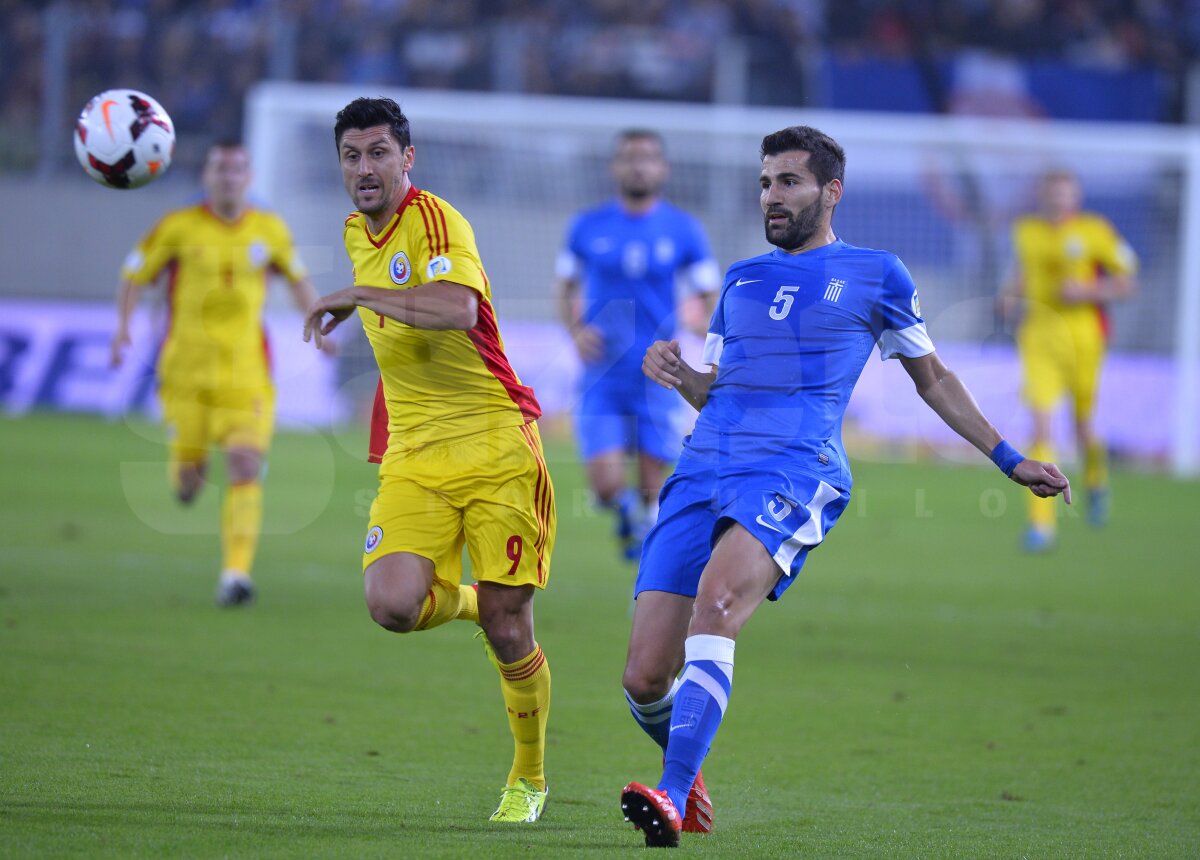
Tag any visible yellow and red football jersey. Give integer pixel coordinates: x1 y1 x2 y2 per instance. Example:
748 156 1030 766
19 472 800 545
345 186 540 463
122 203 307 390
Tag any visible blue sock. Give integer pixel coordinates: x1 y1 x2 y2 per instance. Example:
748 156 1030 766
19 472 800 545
624 678 681 752
602 488 641 539
658 634 735 814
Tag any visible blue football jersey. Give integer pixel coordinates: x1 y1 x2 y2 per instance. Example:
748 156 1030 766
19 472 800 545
557 200 719 382
683 240 934 488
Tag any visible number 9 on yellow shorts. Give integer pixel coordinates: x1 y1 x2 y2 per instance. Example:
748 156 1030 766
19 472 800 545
361 422 555 589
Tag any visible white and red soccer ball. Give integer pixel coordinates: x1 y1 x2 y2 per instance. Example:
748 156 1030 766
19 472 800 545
74 88 175 189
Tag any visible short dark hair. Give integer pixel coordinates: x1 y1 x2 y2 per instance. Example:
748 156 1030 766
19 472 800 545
205 138 245 160
616 128 664 151
334 97 411 150
760 126 845 187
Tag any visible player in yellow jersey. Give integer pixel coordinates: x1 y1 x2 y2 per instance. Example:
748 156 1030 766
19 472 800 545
112 140 325 605
1001 170 1137 552
303 97 554 824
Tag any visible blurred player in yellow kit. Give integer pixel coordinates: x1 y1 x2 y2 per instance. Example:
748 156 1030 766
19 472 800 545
1001 170 1137 552
303 97 554 823
112 141 324 605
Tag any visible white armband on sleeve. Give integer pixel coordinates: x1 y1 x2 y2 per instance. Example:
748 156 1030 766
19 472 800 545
680 259 722 296
554 250 582 281
702 332 724 366
877 323 934 360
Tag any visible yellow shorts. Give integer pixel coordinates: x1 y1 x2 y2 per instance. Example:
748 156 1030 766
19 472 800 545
160 384 275 465
362 422 556 589
1018 325 1104 416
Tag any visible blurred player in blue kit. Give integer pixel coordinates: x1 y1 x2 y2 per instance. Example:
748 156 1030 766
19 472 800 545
617 126 1073 847
555 130 719 560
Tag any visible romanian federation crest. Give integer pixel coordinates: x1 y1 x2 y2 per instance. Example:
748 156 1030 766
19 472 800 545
389 251 411 285
364 525 384 553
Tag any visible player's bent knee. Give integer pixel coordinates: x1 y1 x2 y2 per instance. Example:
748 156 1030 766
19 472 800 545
689 595 741 638
478 613 528 655
622 666 673 704
365 595 423 633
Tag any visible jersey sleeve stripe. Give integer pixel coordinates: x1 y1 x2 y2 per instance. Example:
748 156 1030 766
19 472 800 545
466 298 542 422
413 195 440 260
427 197 451 256
417 194 450 257
702 332 724 366
367 377 388 463
877 322 934 360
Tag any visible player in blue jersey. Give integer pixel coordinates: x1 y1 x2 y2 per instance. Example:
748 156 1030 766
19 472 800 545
555 129 720 560
616 126 1073 847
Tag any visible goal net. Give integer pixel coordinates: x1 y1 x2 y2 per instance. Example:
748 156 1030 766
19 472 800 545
246 82 1200 475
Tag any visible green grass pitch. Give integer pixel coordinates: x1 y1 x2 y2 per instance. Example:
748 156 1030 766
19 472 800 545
2 413 1198 858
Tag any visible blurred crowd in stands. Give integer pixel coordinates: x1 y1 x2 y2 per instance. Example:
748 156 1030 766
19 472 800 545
3 0 1200 171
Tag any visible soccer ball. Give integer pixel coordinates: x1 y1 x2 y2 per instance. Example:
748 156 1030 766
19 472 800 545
74 89 175 189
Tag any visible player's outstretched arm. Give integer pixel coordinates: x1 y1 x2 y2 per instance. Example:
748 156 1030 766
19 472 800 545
111 278 145 368
643 339 716 412
554 274 603 362
900 351 1071 503
288 277 336 355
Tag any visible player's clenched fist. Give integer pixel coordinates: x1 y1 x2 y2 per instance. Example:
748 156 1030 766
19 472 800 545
643 339 683 389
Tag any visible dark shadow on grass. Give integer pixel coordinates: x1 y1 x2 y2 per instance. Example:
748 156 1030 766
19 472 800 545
1 798 630 849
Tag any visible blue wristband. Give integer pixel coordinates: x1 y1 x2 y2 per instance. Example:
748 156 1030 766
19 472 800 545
990 440 1024 477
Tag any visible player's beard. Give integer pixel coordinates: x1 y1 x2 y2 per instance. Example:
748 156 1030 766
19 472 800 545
620 176 661 203
764 196 824 251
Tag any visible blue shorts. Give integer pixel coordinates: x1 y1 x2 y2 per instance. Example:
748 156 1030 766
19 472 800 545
635 462 850 601
574 373 682 463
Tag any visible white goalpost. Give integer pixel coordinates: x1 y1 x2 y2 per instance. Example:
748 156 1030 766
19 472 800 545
245 81 1200 477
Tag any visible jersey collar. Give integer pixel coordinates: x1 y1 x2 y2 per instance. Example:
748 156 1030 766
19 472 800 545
364 184 421 249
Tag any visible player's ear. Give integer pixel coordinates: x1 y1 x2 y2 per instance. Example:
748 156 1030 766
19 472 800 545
824 179 843 208
403 145 415 171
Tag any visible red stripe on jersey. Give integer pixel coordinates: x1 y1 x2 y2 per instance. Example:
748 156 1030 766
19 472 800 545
261 327 273 375
363 185 420 249
424 195 451 256
1095 303 1111 341
413 196 439 260
367 377 388 464
416 194 448 258
467 298 541 422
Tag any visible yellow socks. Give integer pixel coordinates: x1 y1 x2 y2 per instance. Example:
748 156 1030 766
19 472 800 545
456 583 479 623
1085 439 1109 490
414 581 479 631
1027 441 1056 533
221 480 262 575
497 644 551 790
